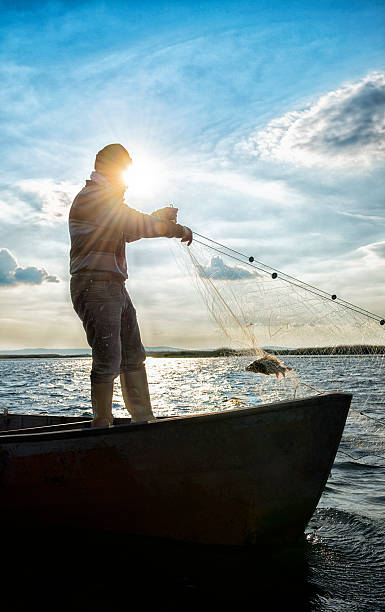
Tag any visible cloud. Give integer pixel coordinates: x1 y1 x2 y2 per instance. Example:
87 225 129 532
197 256 256 281
0 249 17 285
358 240 385 260
0 178 79 228
336 211 385 224
243 72 385 169
189 169 299 204
0 248 59 286
16 179 79 224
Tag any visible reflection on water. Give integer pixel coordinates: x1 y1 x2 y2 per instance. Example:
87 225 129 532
0 355 264 416
2 354 384 417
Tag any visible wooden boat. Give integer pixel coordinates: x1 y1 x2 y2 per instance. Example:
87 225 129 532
0 392 351 547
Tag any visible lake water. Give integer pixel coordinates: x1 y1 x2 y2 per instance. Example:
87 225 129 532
0 355 384 609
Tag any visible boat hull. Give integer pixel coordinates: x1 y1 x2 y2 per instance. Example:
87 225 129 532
0 392 351 546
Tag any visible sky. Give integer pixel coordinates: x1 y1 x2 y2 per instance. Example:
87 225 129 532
0 0 384 349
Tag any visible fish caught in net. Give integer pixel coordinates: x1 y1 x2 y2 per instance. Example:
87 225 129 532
245 354 293 378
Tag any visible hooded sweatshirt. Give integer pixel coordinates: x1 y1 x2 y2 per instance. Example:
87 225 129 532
69 175 185 279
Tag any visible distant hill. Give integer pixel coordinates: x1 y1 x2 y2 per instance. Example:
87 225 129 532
144 346 186 352
0 346 184 356
0 346 245 359
0 345 288 356
0 348 92 356
270 345 385 355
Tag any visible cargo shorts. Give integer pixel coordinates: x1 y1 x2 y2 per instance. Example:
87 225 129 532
70 273 146 383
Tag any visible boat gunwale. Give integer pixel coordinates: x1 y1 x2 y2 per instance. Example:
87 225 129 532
0 391 352 445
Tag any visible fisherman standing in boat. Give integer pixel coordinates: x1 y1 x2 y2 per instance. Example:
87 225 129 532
69 144 193 427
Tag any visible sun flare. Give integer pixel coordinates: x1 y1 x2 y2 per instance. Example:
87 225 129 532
122 151 167 199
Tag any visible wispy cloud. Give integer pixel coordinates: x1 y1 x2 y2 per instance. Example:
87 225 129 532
190 169 300 204
0 62 40 119
0 248 59 286
0 178 79 227
16 179 78 224
242 72 385 169
358 240 385 261
336 211 385 223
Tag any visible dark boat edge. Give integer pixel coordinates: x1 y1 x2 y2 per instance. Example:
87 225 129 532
0 391 352 443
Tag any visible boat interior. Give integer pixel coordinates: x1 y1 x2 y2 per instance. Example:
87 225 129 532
0 413 143 435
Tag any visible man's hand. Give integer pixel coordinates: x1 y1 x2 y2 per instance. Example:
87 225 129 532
151 206 178 222
181 226 193 246
151 206 192 245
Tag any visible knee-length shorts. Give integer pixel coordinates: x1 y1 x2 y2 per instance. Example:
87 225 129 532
70 274 146 383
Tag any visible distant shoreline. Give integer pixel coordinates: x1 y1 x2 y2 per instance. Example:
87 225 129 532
0 354 92 359
0 345 384 359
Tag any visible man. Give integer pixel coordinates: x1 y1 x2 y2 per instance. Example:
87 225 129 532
69 143 192 427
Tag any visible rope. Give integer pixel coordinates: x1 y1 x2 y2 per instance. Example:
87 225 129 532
192 231 385 326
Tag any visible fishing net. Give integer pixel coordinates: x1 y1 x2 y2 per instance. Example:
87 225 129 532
173 233 385 462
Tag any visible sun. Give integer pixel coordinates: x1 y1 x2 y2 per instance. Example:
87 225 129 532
122 151 168 199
